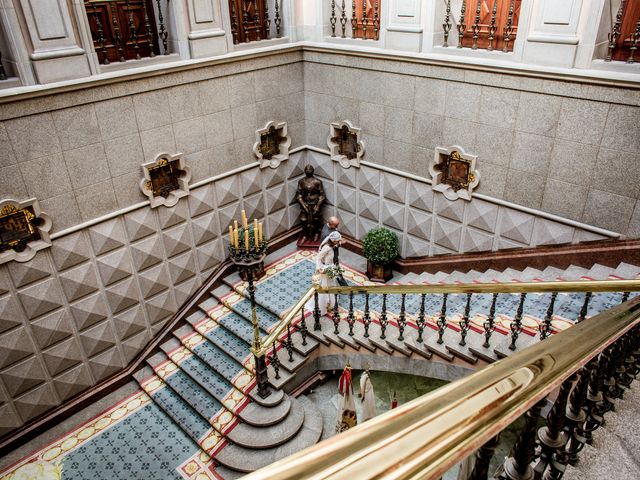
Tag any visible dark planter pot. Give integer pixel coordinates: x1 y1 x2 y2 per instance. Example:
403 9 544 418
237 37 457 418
366 260 393 283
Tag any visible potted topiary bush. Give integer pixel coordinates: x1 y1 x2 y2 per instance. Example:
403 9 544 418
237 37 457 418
362 227 399 282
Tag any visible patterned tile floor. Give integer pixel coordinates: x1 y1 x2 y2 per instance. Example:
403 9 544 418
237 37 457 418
0 247 627 480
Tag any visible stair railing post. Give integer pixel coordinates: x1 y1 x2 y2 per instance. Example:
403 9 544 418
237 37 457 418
380 293 388 339
299 306 308 346
247 266 271 398
509 293 526 350
437 293 448 344
459 293 472 346
483 293 498 348
363 293 371 338
539 292 558 340
397 293 407 341
347 291 356 336
333 293 341 334
269 342 281 379
468 434 500 480
416 293 426 343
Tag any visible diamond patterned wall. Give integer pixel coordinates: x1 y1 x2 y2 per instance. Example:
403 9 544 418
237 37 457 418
0 155 301 438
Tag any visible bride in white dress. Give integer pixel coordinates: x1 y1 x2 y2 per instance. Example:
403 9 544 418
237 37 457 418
313 231 342 315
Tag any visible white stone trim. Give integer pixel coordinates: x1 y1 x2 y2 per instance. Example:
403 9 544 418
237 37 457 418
429 145 480 201
327 120 365 169
253 121 291 169
0 198 52 264
139 152 192 208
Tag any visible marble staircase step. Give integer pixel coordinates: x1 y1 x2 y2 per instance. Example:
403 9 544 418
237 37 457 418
226 395 304 449
240 394 292 427
613 261 640 279
214 396 323 473
204 291 271 338
216 282 282 330
267 361 297 390
290 330 320 356
405 338 432 359
214 464 245 480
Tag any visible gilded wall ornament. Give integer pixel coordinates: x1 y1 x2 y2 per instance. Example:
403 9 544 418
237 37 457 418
139 152 191 208
429 145 480 201
253 121 291 169
0 198 52 264
327 120 364 169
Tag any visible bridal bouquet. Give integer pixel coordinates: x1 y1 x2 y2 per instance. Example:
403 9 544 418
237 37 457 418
324 265 344 280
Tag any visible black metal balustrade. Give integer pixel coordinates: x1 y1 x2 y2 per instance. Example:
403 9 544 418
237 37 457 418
329 0 380 40
605 0 640 64
444 0 521 52
85 0 168 65
229 0 282 44
243 278 640 480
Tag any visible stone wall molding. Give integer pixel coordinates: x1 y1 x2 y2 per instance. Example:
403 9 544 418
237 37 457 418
429 145 480 202
327 120 365 169
139 152 192 208
253 121 291 169
0 198 52 264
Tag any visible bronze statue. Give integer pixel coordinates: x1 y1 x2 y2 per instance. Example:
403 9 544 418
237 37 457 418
296 165 326 242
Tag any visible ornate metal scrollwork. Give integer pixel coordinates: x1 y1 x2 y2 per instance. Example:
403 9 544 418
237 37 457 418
0 199 52 264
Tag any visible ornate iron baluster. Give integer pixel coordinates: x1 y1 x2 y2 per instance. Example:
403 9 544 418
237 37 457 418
330 0 337 37
380 294 388 339
285 323 294 362
599 346 616 415
459 293 472 346
361 0 368 38
231 0 239 44
509 293 527 351
126 0 140 60
606 0 626 61
351 0 357 38
581 353 607 446
347 291 356 336
155 0 169 54
534 376 573 478
577 292 592 323
264 0 270 39
93 14 110 65
274 0 282 38
487 0 498 51
242 2 250 42
332 293 340 334
628 21 640 64
340 0 348 38
363 293 371 338
142 1 155 57
503 0 515 53
483 293 498 348
442 0 452 47
469 434 500 480
621 291 630 303
416 293 426 343
457 0 467 48
112 10 126 62
253 2 261 42
499 399 545 480
313 291 321 330
299 307 308 346
539 292 558 340
471 0 481 50
565 362 592 466
269 342 281 379
397 294 407 341
373 0 380 40
437 293 448 344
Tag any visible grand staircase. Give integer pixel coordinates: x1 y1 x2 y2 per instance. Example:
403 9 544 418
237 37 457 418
131 245 639 479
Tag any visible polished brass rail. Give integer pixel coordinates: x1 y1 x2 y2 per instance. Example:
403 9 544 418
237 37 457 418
244 296 640 480
253 279 640 357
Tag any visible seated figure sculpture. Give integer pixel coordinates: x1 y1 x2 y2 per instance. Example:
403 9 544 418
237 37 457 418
296 165 326 242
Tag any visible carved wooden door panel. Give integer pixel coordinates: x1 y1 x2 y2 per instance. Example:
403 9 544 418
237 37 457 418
462 0 521 51
612 1 640 61
228 0 269 43
85 0 160 64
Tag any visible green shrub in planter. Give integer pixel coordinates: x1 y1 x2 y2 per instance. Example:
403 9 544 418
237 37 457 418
362 228 399 283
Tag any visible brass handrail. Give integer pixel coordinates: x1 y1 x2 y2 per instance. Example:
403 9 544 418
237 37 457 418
253 279 640 357
318 279 640 295
243 296 640 480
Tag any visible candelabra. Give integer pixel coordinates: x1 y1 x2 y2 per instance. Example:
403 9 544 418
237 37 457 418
228 210 270 398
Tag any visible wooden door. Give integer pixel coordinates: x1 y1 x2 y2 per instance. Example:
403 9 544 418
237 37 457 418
85 0 160 64
611 1 640 61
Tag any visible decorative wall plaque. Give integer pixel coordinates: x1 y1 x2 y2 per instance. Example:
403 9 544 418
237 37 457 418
0 198 52 264
253 121 291 169
139 152 191 208
327 120 365 169
429 145 480 201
